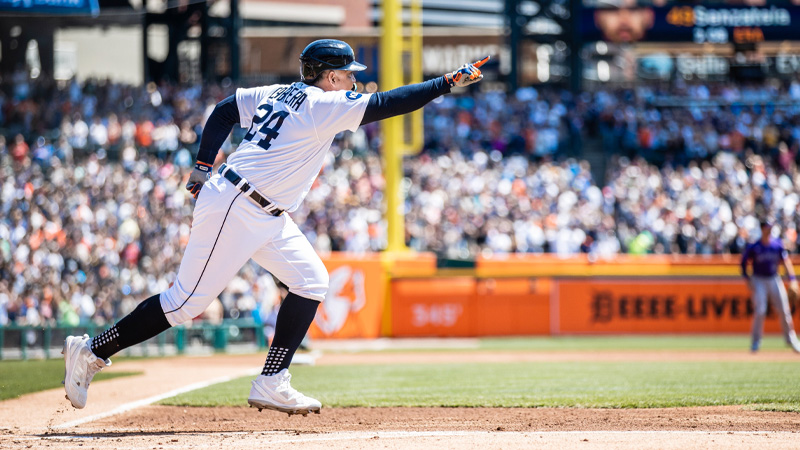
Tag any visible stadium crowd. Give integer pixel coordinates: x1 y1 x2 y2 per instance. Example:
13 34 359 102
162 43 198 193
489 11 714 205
2 75 800 325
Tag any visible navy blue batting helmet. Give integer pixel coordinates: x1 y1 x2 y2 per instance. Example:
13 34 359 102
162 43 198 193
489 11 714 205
300 39 367 82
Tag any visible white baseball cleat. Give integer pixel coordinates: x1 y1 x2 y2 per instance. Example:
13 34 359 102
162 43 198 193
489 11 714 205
247 369 321 416
62 334 111 409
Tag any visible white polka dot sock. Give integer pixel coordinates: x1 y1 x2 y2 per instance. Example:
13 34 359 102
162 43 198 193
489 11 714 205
90 325 120 358
261 347 290 376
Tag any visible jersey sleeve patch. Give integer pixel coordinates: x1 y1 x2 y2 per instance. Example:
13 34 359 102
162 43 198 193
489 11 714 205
345 91 363 101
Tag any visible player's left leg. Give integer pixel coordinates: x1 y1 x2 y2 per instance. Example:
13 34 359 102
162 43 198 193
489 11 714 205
767 276 800 353
246 214 328 415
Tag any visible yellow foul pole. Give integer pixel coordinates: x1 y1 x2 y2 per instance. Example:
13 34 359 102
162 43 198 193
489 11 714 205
405 0 424 154
381 0 406 252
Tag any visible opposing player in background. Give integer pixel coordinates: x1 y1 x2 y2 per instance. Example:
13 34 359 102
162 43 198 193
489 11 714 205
61 39 488 415
741 220 800 353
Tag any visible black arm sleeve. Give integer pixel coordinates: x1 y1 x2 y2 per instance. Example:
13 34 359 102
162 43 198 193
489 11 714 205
196 95 240 165
360 76 451 126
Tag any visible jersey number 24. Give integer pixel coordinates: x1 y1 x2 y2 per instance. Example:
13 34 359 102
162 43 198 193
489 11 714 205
243 103 289 150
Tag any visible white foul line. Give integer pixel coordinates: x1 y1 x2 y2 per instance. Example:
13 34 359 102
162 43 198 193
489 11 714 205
53 368 259 429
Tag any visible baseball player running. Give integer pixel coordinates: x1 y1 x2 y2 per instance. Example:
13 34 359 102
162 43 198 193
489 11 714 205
61 39 487 415
741 219 800 353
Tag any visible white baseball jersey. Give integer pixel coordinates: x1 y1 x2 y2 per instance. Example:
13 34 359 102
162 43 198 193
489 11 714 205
160 82 372 325
228 82 372 212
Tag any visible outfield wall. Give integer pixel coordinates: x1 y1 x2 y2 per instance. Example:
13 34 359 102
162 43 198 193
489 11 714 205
312 253 800 339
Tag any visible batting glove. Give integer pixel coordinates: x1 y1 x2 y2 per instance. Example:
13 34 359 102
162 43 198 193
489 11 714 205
186 162 212 199
445 56 490 88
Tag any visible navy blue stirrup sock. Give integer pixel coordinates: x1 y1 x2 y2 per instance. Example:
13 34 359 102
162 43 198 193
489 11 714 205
90 294 172 360
261 292 320 376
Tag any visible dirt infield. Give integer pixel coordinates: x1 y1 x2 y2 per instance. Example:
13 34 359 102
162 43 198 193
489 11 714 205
1 349 799 449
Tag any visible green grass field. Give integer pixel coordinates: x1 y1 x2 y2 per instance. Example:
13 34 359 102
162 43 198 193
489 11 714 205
160 336 800 411
0 359 140 401
3 336 799 410
160 361 800 411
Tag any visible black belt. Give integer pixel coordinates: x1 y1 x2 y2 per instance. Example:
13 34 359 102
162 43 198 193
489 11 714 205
219 164 284 217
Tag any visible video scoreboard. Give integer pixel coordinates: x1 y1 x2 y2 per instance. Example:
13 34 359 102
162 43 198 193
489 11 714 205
582 3 800 44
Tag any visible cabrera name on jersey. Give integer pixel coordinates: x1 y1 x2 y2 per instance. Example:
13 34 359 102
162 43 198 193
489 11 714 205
268 85 308 110
228 82 371 213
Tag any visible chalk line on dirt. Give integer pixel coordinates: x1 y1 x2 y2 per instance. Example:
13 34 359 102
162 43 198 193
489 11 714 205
52 368 259 429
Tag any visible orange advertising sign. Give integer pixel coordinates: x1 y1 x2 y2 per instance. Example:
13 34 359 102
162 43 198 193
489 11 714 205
391 277 476 337
555 278 798 334
308 254 385 339
391 278 550 337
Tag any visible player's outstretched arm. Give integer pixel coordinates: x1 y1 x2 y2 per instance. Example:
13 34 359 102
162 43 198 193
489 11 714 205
360 56 488 125
186 95 241 198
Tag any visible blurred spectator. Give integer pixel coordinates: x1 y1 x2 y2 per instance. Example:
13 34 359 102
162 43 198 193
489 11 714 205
0 281 10 326
11 134 29 163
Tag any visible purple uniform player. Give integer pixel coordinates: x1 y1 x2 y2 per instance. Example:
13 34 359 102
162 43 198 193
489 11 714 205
741 220 800 353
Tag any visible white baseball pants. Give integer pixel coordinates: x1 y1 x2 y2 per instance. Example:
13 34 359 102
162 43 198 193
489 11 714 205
750 275 800 351
159 173 329 326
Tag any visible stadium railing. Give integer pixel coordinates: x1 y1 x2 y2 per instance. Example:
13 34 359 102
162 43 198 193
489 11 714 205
0 319 268 361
